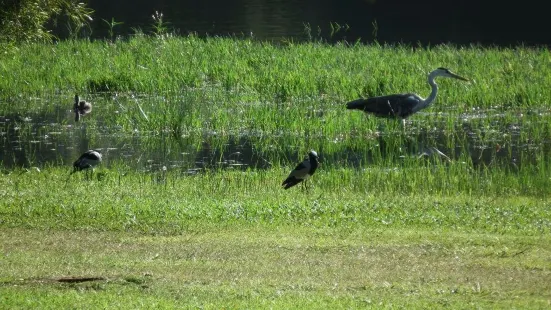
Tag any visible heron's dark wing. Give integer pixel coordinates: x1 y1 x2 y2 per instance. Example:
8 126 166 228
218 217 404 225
347 93 421 118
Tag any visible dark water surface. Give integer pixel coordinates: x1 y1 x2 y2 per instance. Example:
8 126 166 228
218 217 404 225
82 0 550 46
2 94 550 173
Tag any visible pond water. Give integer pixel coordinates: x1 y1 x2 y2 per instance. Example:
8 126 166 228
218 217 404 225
0 112 269 174
82 0 549 47
1 94 550 173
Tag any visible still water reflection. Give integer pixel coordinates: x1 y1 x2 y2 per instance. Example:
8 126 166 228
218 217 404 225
84 0 548 46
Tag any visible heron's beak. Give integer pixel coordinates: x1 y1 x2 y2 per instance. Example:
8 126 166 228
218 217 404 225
451 73 469 82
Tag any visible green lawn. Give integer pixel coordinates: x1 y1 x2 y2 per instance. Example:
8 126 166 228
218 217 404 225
1 226 550 309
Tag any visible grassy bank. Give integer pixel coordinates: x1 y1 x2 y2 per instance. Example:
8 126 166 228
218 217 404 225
2 36 550 105
1 167 550 308
1 166 549 233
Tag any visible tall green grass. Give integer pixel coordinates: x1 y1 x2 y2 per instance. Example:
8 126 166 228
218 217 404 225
1 165 549 234
1 37 550 106
4 89 550 156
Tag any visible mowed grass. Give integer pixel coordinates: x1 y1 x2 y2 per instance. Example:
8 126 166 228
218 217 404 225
1 227 550 309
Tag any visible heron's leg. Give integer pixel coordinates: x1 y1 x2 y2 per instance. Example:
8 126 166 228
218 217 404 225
386 100 395 117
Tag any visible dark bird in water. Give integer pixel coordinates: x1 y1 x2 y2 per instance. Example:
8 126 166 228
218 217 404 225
346 68 469 125
72 149 102 176
73 95 92 122
282 150 319 190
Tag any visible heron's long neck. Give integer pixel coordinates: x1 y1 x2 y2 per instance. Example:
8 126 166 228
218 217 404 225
413 75 438 113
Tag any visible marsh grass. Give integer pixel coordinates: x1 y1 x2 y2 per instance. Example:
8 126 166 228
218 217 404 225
1 37 550 134
1 38 550 175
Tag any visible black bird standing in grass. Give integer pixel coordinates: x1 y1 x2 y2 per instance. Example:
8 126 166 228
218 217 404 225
346 68 469 127
72 149 102 178
282 150 319 190
73 95 92 122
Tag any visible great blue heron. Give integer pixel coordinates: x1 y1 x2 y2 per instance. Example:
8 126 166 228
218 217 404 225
73 95 92 122
346 67 469 126
282 150 319 190
72 149 102 176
